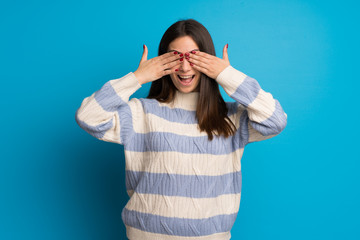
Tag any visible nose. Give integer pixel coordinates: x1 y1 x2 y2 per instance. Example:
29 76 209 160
180 56 192 72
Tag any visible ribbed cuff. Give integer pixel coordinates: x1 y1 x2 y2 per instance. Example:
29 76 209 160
110 72 142 101
215 65 248 96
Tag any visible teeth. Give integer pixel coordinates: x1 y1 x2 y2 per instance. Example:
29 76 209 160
178 75 193 79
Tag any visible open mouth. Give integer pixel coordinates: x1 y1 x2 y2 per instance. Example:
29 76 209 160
177 75 195 86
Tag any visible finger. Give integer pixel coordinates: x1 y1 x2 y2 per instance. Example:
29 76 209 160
189 61 208 75
161 52 182 65
163 62 182 75
222 44 229 62
140 44 148 64
188 57 211 71
159 51 180 62
188 52 214 67
163 59 182 70
189 50 213 60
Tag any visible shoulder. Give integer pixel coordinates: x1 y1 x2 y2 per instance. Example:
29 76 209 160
128 97 161 114
138 97 158 105
128 97 157 106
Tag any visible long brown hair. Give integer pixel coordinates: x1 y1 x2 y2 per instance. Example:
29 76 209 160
147 18 236 141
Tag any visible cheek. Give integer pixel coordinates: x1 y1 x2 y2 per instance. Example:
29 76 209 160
170 74 177 83
196 72 201 80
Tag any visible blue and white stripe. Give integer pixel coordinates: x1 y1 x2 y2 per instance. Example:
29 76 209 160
75 66 287 239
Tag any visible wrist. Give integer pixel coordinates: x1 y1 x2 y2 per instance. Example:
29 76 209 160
133 71 145 85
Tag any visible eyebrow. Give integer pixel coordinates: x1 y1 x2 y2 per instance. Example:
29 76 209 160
168 49 199 53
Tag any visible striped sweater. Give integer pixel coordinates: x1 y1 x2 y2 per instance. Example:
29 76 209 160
75 65 287 240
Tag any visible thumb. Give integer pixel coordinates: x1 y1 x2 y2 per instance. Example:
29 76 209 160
140 44 148 63
222 43 229 62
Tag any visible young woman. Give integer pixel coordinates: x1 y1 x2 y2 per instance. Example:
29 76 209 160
75 19 287 240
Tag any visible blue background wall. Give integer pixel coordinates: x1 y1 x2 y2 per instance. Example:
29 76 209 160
1 0 359 239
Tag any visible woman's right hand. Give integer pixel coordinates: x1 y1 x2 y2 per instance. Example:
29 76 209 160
134 44 182 85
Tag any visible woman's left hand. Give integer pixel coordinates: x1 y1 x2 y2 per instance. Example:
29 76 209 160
187 44 230 79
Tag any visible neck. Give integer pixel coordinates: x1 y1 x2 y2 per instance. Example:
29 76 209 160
172 89 199 110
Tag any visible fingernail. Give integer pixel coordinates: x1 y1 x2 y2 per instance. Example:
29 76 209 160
180 58 183 61
185 52 189 56
190 63 194 66
175 69 179 71
226 43 228 49
143 44 145 49
174 51 178 54
191 51 196 54
179 53 183 57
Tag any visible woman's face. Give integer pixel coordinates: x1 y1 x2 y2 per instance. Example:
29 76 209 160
167 36 201 93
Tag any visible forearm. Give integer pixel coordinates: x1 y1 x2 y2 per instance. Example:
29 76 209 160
75 72 142 144
216 65 287 138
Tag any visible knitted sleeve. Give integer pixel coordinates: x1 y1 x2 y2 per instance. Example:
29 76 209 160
216 65 287 145
75 72 142 145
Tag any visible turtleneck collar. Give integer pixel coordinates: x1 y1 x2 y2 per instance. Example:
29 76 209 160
171 89 199 110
